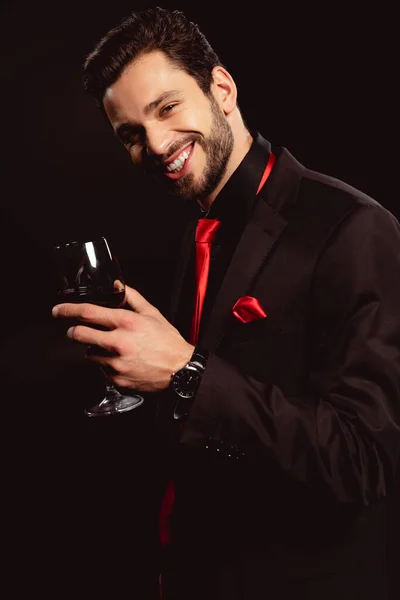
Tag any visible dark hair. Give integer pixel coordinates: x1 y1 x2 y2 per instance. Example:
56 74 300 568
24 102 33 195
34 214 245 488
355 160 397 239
83 6 224 107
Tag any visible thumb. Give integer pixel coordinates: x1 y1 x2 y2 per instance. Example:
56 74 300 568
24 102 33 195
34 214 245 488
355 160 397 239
123 285 155 314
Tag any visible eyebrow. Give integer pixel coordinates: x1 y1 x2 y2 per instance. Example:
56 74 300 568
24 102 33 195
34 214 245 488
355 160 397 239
144 90 182 115
114 90 182 140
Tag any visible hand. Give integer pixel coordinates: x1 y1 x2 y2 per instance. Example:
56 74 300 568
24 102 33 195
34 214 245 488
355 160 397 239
51 285 194 392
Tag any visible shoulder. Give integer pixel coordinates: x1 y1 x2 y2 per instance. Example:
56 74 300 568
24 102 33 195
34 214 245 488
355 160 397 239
297 165 399 232
301 168 389 212
268 144 399 233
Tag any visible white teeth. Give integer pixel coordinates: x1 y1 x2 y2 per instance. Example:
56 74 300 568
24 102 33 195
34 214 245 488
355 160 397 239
166 149 190 172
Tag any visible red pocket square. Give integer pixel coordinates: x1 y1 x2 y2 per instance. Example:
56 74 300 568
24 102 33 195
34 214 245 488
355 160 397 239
232 296 267 324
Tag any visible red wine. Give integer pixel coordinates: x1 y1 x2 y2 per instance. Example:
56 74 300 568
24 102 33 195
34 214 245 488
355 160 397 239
56 288 126 308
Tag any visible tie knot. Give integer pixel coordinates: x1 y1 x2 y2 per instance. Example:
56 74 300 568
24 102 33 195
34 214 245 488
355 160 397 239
195 218 221 243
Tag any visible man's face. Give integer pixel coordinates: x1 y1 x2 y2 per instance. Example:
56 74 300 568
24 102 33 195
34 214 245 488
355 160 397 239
103 50 234 204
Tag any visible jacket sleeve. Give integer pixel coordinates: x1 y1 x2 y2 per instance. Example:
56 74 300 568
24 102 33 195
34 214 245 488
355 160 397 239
180 203 400 505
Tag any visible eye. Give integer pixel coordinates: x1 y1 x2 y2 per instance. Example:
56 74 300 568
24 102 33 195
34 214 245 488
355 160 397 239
121 134 140 149
126 138 138 148
160 103 176 116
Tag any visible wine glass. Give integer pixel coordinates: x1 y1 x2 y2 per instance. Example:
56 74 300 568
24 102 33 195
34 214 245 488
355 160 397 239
53 236 144 417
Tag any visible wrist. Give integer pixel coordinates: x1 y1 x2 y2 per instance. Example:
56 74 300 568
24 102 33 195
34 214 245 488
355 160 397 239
172 343 195 375
171 346 209 418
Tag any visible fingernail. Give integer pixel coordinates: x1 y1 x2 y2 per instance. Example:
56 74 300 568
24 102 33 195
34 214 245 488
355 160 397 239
66 326 75 339
52 305 59 316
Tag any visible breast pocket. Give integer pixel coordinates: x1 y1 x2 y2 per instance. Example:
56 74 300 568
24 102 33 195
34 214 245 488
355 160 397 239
224 314 281 346
218 317 279 379
218 316 306 387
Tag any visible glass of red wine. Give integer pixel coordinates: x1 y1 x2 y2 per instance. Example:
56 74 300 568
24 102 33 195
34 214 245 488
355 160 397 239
53 236 144 417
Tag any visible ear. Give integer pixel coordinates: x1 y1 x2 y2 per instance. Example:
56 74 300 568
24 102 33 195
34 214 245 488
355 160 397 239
211 65 237 115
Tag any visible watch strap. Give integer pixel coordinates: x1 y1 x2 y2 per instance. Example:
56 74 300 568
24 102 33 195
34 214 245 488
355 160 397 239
188 346 208 373
172 346 209 420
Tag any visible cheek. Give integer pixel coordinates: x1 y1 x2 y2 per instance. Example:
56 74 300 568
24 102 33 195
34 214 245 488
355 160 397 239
178 104 213 135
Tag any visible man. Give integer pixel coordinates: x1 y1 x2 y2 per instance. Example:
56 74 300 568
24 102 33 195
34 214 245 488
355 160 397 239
52 6 400 599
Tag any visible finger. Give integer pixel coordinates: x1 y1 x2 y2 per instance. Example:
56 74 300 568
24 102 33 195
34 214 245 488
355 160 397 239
67 323 114 351
85 353 120 382
124 285 158 315
52 302 119 329
85 350 116 370
113 279 124 292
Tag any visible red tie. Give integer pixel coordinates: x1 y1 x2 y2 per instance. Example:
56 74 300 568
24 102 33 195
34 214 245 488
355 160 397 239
189 218 221 345
159 152 275 549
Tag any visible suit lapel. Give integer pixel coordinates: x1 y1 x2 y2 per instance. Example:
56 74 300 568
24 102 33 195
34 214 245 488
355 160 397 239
200 202 288 351
201 146 305 352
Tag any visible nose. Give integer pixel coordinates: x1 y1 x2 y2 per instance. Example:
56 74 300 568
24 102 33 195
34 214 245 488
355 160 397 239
144 123 173 158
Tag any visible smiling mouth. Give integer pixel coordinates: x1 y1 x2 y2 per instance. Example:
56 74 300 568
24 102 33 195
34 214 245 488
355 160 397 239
165 148 191 173
164 142 195 173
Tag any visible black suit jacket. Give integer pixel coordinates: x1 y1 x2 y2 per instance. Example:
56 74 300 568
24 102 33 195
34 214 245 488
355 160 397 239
159 134 400 599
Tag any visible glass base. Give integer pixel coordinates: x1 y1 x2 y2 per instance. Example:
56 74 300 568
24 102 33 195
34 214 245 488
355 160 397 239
85 388 144 417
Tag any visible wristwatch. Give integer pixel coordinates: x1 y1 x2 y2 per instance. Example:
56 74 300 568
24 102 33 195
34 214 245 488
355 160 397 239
171 346 209 417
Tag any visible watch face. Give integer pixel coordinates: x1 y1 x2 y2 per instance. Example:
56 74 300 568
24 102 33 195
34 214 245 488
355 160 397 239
172 367 201 399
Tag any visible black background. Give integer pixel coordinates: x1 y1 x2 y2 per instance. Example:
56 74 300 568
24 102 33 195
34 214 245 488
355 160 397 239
1 1 398 598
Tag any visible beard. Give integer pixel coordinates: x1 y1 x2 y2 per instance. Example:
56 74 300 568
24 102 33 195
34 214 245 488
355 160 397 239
143 95 234 204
